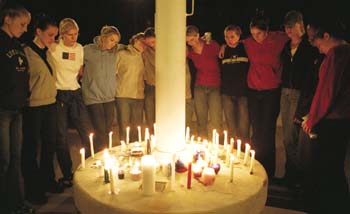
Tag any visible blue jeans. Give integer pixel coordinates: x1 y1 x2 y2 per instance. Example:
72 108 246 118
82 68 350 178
222 95 250 141
280 88 300 177
144 84 155 133
115 98 144 142
0 108 24 210
194 85 222 138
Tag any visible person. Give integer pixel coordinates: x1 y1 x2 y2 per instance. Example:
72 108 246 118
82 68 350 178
279 11 318 188
186 25 222 139
244 15 288 177
220 24 250 141
82 26 121 151
22 13 64 206
0 3 34 214
302 19 350 214
142 27 156 133
49 18 93 187
115 33 146 142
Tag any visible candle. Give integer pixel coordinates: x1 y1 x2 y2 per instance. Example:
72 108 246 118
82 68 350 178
237 139 241 159
109 168 116 194
215 132 219 147
89 133 95 158
145 128 150 142
243 143 251 165
223 130 228 150
187 162 192 189
185 126 190 142
212 129 216 145
130 167 142 181
230 138 234 151
153 123 156 135
80 148 85 169
142 155 156 195
137 126 142 143
202 167 216 185
108 131 113 150
126 126 130 145
190 135 194 145
192 164 202 178
249 150 255 174
230 154 235 182
197 137 201 144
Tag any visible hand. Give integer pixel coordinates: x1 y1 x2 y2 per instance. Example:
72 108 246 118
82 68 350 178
293 117 302 124
218 44 226 59
302 119 312 134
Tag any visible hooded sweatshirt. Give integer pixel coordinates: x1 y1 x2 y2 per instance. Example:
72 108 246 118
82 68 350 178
82 37 118 105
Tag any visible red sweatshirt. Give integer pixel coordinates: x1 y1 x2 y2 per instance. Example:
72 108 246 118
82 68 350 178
306 44 350 129
243 31 288 90
187 41 221 87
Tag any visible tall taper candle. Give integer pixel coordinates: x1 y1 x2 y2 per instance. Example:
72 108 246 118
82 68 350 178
223 130 228 150
230 154 235 182
243 143 251 165
108 131 113 150
89 133 95 158
126 126 130 145
237 139 241 159
80 148 85 169
137 126 142 143
249 150 255 174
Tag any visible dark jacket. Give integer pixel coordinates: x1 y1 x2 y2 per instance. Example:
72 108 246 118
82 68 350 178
0 29 29 110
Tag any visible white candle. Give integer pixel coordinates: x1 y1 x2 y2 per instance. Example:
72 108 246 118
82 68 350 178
80 148 85 169
215 132 219 148
145 128 150 142
109 131 113 150
243 143 251 165
109 168 117 194
212 129 216 144
230 154 235 182
190 135 194 145
223 130 228 150
126 126 130 145
89 133 95 158
202 167 216 185
153 123 156 135
141 155 156 195
237 139 241 159
230 138 234 151
137 126 142 143
185 126 190 142
249 150 255 174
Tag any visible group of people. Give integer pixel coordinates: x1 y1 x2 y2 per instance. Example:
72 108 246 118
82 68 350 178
0 2 349 214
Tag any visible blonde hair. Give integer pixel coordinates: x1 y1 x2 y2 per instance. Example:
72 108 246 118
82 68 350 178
129 32 144 45
59 18 79 37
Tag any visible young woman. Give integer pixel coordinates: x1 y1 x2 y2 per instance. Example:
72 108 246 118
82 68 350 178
22 13 64 205
0 3 33 214
49 18 93 187
82 26 121 151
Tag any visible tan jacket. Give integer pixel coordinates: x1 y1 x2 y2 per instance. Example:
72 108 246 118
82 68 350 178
142 47 155 86
116 45 145 99
24 46 57 107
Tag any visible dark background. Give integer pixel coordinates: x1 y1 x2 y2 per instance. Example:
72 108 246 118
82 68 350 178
2 0 349 45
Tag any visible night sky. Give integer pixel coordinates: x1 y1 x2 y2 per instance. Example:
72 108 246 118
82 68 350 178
3 0 350 45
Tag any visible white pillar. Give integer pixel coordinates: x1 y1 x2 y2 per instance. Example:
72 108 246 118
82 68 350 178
155 0 186 153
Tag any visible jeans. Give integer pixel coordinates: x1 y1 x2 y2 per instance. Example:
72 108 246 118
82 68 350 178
0 108 24 210
280 88 301 179
222 95 250 141
144 84 155 133
87 101 115 152
248 88 281 177
194 85 222 139
115 98 144 142
56 89 93 179
22 104 56 198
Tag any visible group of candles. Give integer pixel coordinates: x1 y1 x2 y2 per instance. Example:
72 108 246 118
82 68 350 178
79 126 256 196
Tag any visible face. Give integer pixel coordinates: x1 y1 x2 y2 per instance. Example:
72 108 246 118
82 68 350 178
224 30 240 47
62 28 78 47
134 39 146 53
314 36 329 54
250 27 268 44
144 36 156 49
186 34 199 47
284 23 302 39
102 34 120 50
37 25 58 47
306 25 317 46
5 14 31 38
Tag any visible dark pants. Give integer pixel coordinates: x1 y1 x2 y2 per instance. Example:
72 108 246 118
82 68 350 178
22 104 56 198
56 89 93 179
0 108 24 211
86 101 115 151
305 119 350 214
144 84 155 134
248 88 281 177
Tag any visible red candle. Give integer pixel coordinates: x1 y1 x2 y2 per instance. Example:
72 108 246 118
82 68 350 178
187 162 192 189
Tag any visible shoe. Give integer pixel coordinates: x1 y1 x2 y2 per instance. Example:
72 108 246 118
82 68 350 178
11 203 36 214
58 176 73 188
26 194 48 205
47 180 65 193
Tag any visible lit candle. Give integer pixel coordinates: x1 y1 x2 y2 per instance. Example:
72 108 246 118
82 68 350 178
230 154 235 182
141 155 156 195
243 143 251 165
89 133 95 158
192 164 202 178
197 137 201 144
212 129 216 145
145 128 150 142
137 126 142 143
237 139 241 159
202 167 216 185
249 150 255 174
215 132 219 147
223 130 228 150
126 126 130 145
187 162 192 189
108 131 113 150
109 167 117 194
80 148 85 169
